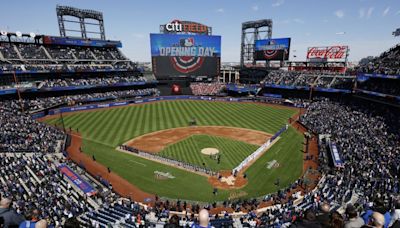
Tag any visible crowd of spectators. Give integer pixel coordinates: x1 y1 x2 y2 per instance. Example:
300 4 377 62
0 42 137 78
297 98 400 227
262 70 355 90
18 88 159 111
0 154 92 226
0 63 137 73
1 79 400 227
357 77 400 96
16 44 48 60
0 101 65 152
0 43 127 62
0 34 399 228
190 82 226 96
39 75 147 88
358 44 400 75
0 75 149 92
0 43 20 59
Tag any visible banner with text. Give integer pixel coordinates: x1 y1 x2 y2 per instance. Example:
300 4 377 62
307 46 348 62
150 33 221 78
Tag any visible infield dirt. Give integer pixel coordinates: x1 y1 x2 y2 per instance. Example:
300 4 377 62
124 126 272 153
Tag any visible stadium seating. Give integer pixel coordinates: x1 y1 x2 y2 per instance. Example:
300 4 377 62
0 153 103 226
1 94 400 227
0 101 65 152
357 77 400 96
1 25 400 228
190 82 226 95
19 88 159 111
262 70 355 90
358 43 400 75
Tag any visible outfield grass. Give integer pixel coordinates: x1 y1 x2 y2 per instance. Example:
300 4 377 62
47 101 294 147
45 100 303 202
159 134 259 171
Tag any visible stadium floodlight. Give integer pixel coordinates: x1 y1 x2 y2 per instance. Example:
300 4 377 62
0 30 7 36
56 5 106 40
15 31 22 37
240 19 273 67
29 32 36 38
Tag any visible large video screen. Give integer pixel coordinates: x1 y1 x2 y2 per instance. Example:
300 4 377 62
150 34 221 78
254 38 291 61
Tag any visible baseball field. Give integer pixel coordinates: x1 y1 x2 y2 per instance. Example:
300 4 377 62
44 100 304 202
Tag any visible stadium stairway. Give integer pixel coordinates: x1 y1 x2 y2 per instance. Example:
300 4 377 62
0 50 4 61
40 46 54 61
90 50 98 60
13 44 23 60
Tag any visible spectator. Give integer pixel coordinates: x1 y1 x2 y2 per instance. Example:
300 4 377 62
19 208 40 228
63 217 80 228
330 211 345 228
165 214 180 228
390 199 400 227
366 212 386 228
34 220 47 228
290 209 322 228
316 202 331 227
363 199 392 228
0 198 25 228
191 209 211 228
345 205 365 228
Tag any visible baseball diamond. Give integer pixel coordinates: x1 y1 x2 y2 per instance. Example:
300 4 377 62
2 2 400 227
44 100 303 202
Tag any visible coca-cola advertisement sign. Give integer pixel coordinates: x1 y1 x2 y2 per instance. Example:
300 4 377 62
307 46 348 62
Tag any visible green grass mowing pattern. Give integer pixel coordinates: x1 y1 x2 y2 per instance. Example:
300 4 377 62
45 101 303 202
46 101 295 147
159 135 259 171
242 127 303 197
79 126 303 202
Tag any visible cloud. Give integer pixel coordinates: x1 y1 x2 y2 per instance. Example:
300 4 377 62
334 10 345 19
272 0 284 7
366 7 374 18
252 5 259 11
383 7 390 16
359 8 365 18
336 32 346 35
216 8 224 13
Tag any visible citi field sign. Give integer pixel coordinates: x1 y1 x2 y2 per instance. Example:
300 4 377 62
162 20 211 35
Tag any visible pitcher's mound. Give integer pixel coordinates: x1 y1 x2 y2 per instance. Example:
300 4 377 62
201 148 219 155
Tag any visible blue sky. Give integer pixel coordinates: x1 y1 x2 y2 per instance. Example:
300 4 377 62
1 0 399 62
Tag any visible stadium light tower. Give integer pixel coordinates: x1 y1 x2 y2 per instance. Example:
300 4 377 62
240 19 273 67
56 5 106 40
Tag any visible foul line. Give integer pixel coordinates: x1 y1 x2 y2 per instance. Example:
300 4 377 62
129 159 147 167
